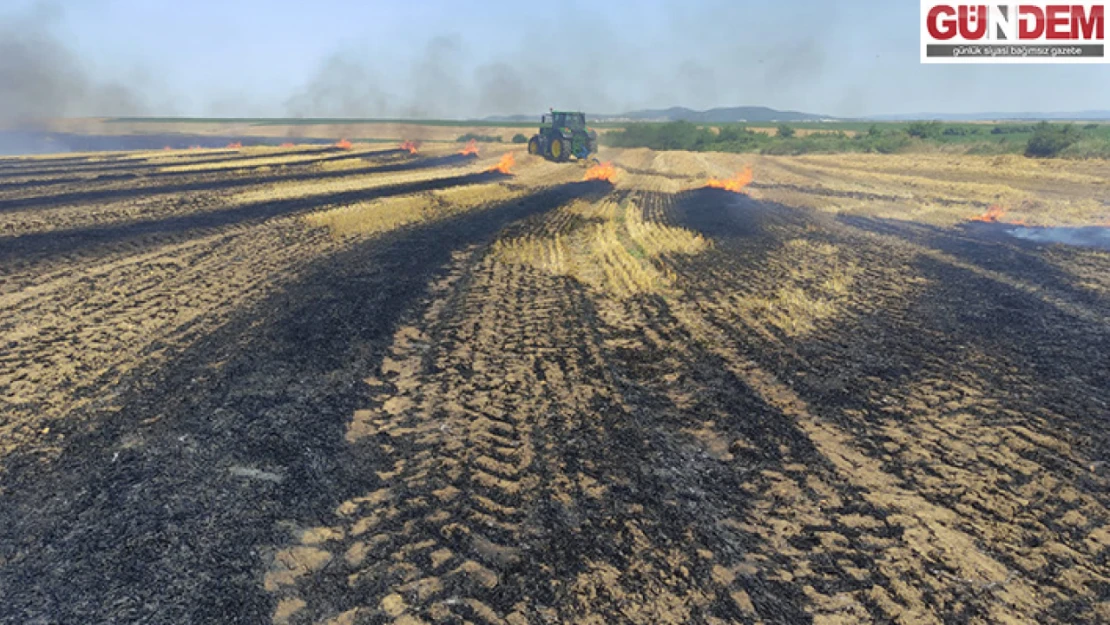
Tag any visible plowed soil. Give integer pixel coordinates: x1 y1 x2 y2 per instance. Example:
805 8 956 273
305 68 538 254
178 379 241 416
1 145 1108 624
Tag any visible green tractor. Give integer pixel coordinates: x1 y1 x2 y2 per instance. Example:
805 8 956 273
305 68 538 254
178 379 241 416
527 111 598 162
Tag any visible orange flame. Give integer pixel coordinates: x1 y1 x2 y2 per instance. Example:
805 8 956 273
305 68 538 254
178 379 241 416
189 145 201 150
970 205 1026 225
227 141 242 149
584 161 616 183
460 139 479 156
280 142 295 148
163 146 172 151
335 139 353 150
706 166 753 193
400 140 419 154
488 152 515 175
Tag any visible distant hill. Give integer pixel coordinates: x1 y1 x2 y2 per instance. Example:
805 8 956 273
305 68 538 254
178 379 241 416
600 106 835 122
864 111 1110 121
485 107 1110 124
483 106 836 124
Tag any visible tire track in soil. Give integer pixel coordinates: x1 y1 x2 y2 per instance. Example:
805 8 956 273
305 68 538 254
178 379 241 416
651 189 1110 623
0 217 340 471
4 153 1106 623
0 148 442 213
261 202 624 623
265 255 585 624
0 183 604 625
839 215 1110 325
0 169 509 272
265 193 904 624
582 293 885 624
0 146 390 186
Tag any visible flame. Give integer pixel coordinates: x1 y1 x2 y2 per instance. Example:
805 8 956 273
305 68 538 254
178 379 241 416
488 152 515 175
189 145 201 150
163 146 172 151
227 141 242 149
335 139 353 150
460 139 479 156
706 166 753 193
969 205 1005 222
970 204 1026 225
280 142 295 148
584 161 616 183
400 140 419 154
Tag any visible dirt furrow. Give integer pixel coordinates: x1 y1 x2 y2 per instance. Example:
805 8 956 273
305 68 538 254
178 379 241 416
264 191 912 623
0 216 341 473
3 145 1108 625
0 178 597 625
261 242 609 623
656 189 1110 623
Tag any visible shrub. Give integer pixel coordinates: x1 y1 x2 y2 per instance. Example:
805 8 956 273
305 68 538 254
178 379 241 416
1059 137 1110 159
1024 122 1081 157
760 133 857 155
597 119 1110 159
511 133 529 144
777 124 796 138
966 141 1023 155
991 124 1036 135
604 121 716 151
717 125 759 143
906 121 943 139
866 133 912 154
457 133 502 143
714 131 769 153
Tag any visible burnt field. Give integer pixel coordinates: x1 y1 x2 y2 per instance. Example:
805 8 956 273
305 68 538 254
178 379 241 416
0 144 1108 624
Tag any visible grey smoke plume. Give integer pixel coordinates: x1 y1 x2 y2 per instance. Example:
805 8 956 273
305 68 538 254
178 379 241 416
283 2 839 119
0 2 149 124
284 53 393 118
1007 226 1110 250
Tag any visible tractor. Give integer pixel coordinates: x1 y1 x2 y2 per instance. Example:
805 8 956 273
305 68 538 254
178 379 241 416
527 111 598 162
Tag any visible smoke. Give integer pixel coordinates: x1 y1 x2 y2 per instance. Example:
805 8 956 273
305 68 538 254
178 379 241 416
473 63 540 118
3 2 1108 125
761 38 826 91
1007 226 1110 250
0 2 151 125
282 2 840 119
405 36 467 118
284 53 392 118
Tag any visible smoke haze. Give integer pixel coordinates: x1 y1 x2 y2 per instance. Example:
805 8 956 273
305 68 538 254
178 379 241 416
0 2 151 125
2 0 1109 120
281 2 840 119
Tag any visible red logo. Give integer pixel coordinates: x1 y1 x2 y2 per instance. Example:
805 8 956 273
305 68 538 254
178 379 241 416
927 4 1102 40
922 2 1107 62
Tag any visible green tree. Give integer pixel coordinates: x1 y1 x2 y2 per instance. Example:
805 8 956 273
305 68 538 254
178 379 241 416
1025 122 1081 158
906 121 943 140
777 124 796 138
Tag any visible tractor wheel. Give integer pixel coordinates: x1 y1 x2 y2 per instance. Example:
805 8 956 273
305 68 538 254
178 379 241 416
527 136 541 156
549 137 569 162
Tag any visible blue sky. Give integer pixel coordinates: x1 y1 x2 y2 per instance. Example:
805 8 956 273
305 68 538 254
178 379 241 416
2 0 1108 118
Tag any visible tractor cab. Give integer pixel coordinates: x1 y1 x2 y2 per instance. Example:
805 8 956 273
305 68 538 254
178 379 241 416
549 111 586 130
